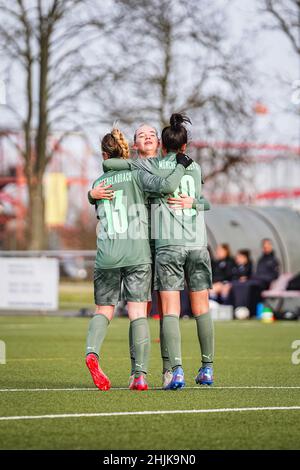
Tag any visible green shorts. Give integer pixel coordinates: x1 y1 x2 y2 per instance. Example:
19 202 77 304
94 264 152 306
155 246 212 292
119 248 155 301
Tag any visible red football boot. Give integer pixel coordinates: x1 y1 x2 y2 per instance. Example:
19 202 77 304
129 374 148 391
85 353 111 391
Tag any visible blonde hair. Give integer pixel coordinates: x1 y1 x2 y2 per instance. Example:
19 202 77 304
101 128 130 160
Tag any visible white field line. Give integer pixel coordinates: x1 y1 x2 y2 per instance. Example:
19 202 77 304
1 406 300 422
0 386 300 392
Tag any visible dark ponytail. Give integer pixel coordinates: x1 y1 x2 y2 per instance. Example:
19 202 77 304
161 113 191 153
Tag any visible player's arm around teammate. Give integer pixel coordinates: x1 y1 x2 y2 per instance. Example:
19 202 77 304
103 157 210 211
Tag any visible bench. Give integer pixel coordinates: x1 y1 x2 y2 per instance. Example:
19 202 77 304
261 273 300 318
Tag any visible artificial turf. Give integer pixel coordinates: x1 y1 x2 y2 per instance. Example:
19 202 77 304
0 315 300 450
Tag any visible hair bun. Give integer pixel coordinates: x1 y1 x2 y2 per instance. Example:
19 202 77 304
170 113 184 130
170 113 192 130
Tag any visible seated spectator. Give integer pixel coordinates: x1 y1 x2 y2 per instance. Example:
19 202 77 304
232 249 253 281
230 239 280 317
222 249 253 305
210 243 235 303
252 238 280 289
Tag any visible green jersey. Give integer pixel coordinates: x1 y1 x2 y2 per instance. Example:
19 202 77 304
102 153 208 249
92 161 185 269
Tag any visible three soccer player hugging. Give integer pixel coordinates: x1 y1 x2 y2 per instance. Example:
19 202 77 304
86 113 214 391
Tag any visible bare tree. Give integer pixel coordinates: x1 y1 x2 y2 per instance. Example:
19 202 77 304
89 0 256 186
0 0 107 249
258 0 300 122
259 0 300 55
191 143 254 204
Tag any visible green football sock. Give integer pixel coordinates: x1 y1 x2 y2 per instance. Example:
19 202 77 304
162 315 182 370
131 318 150 378
86 314 110 357
194 312 214 367
160 319 172 373
128 321 135 376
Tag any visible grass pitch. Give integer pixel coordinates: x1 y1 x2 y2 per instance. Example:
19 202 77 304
0 315 300 450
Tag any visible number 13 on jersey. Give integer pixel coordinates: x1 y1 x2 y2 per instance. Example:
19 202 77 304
103 190 128 236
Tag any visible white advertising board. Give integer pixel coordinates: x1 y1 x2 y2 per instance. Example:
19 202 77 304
0 258 59 311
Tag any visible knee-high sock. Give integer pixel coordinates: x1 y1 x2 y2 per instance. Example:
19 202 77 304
194 312 214 367
162 315 182 370
160 319 171 373
86 314 110 357
131 318 150 378
128 321 135 375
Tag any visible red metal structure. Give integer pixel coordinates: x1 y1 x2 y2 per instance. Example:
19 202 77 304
0 130 299 247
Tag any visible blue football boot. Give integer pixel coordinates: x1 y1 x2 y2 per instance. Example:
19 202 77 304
195 365 214 386
164 366 185 390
